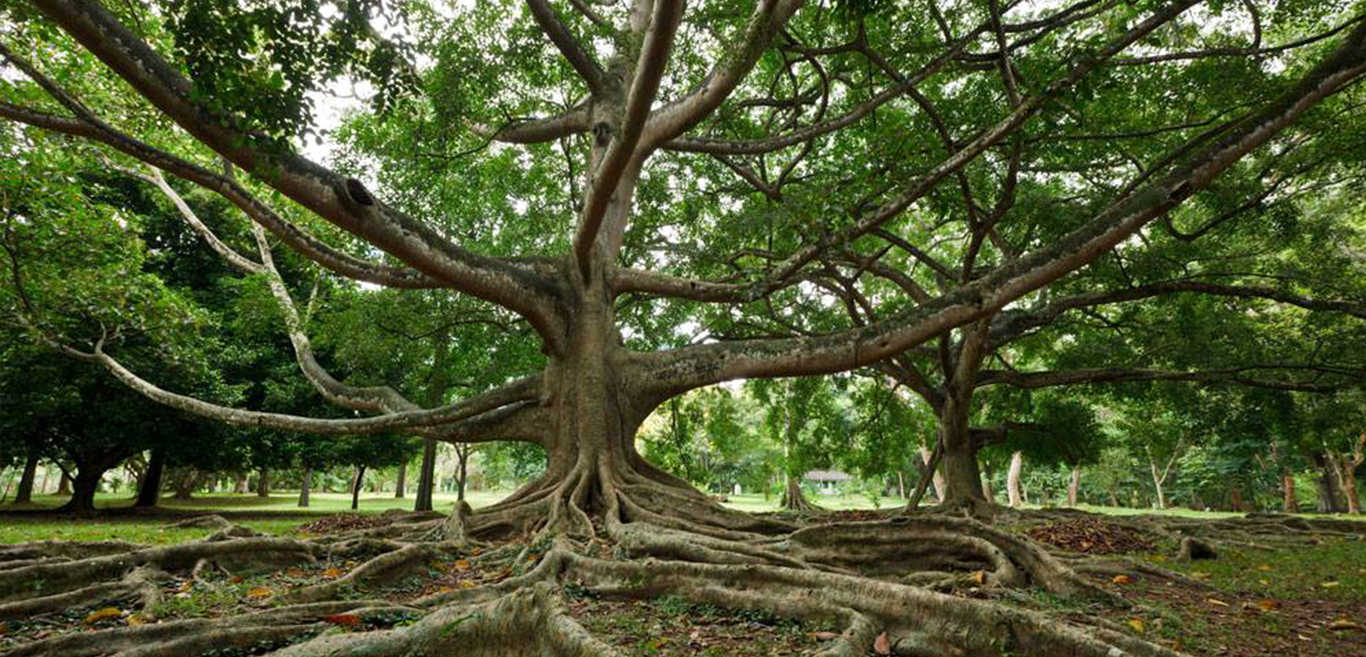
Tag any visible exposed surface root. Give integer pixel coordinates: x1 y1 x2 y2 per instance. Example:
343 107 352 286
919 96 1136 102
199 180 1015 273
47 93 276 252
18 478 1355 657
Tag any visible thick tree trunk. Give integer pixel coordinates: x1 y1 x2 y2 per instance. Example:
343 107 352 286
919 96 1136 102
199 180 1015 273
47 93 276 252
56 472 72 496
13 453 39 505
298 466 311 508
256 468 270 498
351 465 367 511
414 439 437 512
1006 452 1024 508
1282 475 1299 513
134 450 164 508
58 471 101 513
394 462 407 499
1067 465 1081 507
938 394 987 508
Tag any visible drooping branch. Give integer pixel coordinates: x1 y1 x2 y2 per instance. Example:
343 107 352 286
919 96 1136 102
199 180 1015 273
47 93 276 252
28 0 567 337
633 17 1366 393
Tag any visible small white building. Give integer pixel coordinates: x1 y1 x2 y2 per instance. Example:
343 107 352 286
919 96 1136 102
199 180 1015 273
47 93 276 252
803 469 852 495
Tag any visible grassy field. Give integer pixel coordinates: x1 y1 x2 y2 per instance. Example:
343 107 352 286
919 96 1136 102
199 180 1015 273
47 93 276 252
0 490 1343 544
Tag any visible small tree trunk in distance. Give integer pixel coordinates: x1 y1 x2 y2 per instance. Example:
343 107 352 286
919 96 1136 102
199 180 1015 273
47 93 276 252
134 450 165 508
1067 465 1081 507
896 471 905 499
1282 475 1298 513
1007 452 1024 508
456 445 470 502
234 474 249 494
1341 455 1361 515
394 461 407 499
298 466 311 508
351 465 366 511
1312 452 1347 513
920 445 947 503
57 472 72 496
256 468 270 498
13 452 39 505
981 462 996 504
414 439 437 512
58 471 101 513
779 475 815 512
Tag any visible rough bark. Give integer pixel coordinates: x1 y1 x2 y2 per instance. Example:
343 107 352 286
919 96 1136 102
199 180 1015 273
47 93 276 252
133 450 164 508
779 475 818 513
1067 465 1081 507
257 468 271 498
1312 452 1347 513
1340 454 1361 515
394 462 407 499
456 445 470 502
1007 452 1025 508
13 452 39 505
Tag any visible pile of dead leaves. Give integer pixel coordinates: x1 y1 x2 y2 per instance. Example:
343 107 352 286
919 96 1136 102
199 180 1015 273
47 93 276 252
1024 518 1155 555
298 514 393 535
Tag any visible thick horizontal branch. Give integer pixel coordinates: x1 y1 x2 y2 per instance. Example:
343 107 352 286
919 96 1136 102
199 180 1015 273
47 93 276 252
468 103 592 144
526 0 608 94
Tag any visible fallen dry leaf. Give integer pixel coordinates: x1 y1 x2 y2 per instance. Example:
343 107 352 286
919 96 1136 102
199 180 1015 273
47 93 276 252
126 614 145 627
1255 600 1280 611
1321 581 1341 588
970 570 987 585
1127 618 1146 633
811 631 839 641
454 559 471 571
322 567 345 578
84 608 123 624
322 613 361 627
1205 598 1229 608
470 547 483 557
246 587 273 599
458 581 477 589
1112 575 1133 585
873 632 891 655
1257 565 1273 571
1329 619 1361 632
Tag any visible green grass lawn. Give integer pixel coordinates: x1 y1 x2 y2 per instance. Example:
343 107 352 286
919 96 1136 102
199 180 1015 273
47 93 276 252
7 489 513 514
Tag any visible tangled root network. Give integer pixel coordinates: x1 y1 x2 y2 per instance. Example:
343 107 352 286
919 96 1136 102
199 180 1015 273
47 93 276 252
3 474 1362 657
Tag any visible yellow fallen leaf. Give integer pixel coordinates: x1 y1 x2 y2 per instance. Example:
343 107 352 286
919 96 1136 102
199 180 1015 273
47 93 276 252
284 568 305 578
1255 600 1280 611
1191 572 1211 580
458 580 477 589
1205 598 1229 607
322 567 344 578
1112 575 1133 585
1322 581 1341 588
126 614 145 626
970 570 987 585
1257 565 1273 571
428 561 447 572
1258 579 1270 586
454 560 470 571
176 581 194 593
1329 619 1361 631
1127 618 1146 633
246 587 273 599
437 586 454 593
84 608 123 624
470 547 483 557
